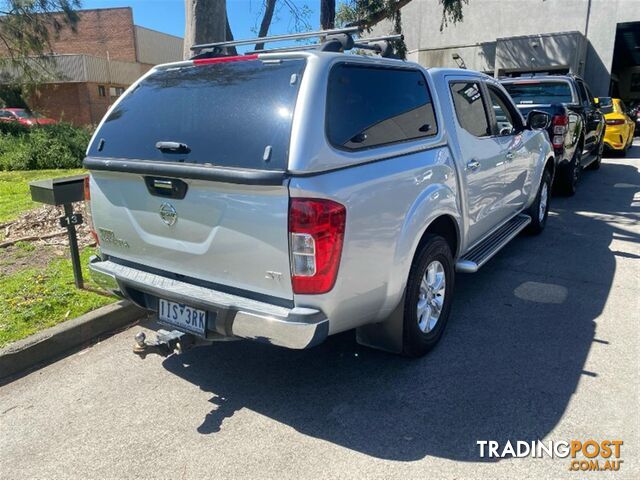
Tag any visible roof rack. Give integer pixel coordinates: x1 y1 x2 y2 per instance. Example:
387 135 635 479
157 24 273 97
190 27 403 59
191 27 361 51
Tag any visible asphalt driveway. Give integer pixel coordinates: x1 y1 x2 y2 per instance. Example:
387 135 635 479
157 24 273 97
1 150 639 479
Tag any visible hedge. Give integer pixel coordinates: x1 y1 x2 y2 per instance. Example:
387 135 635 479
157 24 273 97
0 122 92 171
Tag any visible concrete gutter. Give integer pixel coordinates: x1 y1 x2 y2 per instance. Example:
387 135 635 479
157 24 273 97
0 300 144 383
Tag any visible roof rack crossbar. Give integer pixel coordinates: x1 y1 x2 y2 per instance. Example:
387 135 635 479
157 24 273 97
357 34 403 44
246 33 403 57
191 26 361 51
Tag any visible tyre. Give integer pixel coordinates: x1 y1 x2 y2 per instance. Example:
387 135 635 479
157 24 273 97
558 147 581 196
402 235 455 358
587 139 604 170
526 168 551 235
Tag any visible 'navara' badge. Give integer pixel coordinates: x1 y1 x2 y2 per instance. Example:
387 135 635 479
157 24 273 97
159 202 177 226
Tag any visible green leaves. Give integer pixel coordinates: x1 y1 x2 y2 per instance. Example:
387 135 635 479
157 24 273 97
0 122 91 171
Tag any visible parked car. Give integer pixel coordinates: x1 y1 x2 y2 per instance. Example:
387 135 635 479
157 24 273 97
84 35 555 358
0 108 57 127
626 101 640 136
501 75 605 196
597 97 635 155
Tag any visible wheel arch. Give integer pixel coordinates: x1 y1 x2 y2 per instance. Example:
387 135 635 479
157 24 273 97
415 214 460 261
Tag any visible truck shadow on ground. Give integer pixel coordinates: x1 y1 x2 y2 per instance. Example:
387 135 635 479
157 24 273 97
162 158 639 462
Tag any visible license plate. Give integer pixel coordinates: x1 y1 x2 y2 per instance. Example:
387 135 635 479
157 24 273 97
158 299 207 335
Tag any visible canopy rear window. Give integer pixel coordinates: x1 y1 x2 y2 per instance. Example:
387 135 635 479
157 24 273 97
87 58 306 171
503 81 574 105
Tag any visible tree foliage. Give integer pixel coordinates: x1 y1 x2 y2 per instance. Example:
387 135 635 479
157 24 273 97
336 0 467 59
337 0 467 30
0 0 80 84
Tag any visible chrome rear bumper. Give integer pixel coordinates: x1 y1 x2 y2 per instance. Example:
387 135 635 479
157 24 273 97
89 256 328 349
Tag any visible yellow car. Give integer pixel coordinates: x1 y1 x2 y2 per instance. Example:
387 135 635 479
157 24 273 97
600 98 635 156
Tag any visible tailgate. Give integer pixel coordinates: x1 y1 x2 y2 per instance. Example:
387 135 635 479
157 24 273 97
83 56 307 301
90 170 293 300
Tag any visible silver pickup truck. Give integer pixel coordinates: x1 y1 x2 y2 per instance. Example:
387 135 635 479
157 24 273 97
85 39 554 357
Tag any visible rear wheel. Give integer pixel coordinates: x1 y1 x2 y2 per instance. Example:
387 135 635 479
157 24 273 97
526 168 551 235
587 139 604 170
558 146 581 196
402 235 455 358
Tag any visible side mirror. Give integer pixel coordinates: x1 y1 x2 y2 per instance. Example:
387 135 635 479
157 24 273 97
526 110 551 130
595 97 614 114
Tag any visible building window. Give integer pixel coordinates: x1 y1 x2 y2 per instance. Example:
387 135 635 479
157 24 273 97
98 85 106 97
109 86 125 98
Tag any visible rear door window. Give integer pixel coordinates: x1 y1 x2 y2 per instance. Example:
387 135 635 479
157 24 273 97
575 81 589 105
450 81 491 137
326 64 437 150
583 83 595 105
87 58 306 171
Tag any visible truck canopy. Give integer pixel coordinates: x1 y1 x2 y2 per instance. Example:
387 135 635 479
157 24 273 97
87 58 306 171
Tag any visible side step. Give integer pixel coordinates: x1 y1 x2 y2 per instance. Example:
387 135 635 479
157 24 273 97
456 214 531 273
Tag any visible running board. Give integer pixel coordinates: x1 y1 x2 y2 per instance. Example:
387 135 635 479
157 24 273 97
456 214 531 273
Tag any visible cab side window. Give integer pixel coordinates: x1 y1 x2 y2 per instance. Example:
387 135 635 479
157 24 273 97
450 81 491 137
326 64 438 150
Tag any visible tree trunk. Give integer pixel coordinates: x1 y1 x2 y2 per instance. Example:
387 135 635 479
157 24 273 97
320 0 335 30
255 0 277 51
183 0 227 59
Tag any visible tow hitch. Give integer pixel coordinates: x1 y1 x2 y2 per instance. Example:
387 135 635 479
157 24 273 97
133 330 195 358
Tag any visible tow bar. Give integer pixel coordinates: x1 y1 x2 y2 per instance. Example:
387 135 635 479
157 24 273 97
133 330 195 358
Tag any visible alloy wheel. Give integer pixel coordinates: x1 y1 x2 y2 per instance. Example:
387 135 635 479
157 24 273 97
539 181 549 222
417 260 446 333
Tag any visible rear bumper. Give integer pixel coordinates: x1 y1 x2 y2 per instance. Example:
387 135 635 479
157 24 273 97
89 256 328 349
603 127 629 150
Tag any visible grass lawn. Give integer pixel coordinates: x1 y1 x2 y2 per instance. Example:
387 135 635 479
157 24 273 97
0 168 116 348
0 247 116 348
0 169 85 223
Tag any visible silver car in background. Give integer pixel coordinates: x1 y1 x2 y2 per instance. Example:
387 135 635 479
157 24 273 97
85 47 554 357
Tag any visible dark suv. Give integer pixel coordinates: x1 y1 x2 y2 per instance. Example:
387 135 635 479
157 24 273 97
501 75 605 196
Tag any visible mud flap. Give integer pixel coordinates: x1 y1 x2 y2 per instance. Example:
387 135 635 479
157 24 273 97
355 295 405 354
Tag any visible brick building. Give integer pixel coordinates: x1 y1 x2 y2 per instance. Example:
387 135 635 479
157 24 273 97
1 7 183 125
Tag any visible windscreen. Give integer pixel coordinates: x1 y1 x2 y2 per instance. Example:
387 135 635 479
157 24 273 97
14 110 38 119
503 81 574 105
87 58 306 171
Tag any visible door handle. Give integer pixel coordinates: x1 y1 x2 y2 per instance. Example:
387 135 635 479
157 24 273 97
466 159 481 171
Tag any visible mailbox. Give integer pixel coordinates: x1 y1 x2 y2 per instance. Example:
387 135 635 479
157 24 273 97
29 174 88 289
29 174 86 206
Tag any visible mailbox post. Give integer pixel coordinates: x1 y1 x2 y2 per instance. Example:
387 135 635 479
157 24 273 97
29 175 87 289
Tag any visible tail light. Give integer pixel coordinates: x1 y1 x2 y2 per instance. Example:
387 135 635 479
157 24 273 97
83 176 99 245
606 119 625 126
551 114 568 149
289 198 346 295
